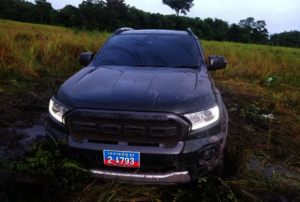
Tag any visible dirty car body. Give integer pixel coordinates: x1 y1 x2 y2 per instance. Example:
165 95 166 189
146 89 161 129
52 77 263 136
46 28 228 185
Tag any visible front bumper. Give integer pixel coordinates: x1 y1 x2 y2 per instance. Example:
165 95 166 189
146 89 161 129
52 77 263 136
91 169 190 185
46 95 229 184
46 113 226 184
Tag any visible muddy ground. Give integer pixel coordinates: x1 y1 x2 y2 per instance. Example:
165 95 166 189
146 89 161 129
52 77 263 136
0 76 299 201
0 79 54 160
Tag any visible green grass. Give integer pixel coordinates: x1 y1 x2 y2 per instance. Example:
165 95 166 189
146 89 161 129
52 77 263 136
203 40 300 87
1 19 300 88
0 19 111 80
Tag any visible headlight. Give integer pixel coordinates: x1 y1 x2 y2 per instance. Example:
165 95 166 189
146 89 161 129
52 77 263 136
184 106 219 130
49 99 69 123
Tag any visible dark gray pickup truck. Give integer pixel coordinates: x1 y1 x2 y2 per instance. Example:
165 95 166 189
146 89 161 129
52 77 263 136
46 28 228 185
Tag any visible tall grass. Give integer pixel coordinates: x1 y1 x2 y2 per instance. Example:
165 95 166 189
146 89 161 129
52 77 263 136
0 20 110 79
202 40 300 87
1 19 300 89
201 40 300 113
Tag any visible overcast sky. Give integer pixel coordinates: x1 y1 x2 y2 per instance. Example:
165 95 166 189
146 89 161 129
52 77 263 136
28 0 300 34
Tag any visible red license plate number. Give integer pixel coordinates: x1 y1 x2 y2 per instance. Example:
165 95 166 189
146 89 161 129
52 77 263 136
103 150 140 168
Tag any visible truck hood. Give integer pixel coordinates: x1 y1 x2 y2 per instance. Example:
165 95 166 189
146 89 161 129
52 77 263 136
57 66 216 114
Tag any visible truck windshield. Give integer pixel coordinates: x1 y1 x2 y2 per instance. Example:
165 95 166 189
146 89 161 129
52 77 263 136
93 34 201 67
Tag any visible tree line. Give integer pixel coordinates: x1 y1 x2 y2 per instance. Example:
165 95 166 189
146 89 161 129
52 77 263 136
0 0 299 48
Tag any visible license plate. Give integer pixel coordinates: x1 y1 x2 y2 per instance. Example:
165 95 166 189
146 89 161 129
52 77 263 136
103 150 140 168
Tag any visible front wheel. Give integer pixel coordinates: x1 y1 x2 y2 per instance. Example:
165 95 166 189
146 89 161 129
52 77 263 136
212 152 224 179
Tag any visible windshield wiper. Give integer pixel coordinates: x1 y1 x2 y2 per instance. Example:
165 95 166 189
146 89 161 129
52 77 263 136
132 64 167 67
172 65 198 68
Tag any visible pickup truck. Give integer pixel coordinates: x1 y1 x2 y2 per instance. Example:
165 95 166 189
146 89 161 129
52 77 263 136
46 28 228 185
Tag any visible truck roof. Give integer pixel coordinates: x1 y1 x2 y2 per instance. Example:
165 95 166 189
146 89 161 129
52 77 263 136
119 29 189 35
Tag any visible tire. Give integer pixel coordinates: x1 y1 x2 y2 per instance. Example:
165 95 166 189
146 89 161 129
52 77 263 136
212 152 224 179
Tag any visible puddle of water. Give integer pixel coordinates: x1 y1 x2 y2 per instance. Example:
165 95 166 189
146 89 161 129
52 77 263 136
16 125 46 144
248 160 299 178
0 125 46 159
248 160 299 202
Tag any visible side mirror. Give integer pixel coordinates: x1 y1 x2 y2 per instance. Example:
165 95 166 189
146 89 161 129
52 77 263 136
79 52 94 66
207 55 227 71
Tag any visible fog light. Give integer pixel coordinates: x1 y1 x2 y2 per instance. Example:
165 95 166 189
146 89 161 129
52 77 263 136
202 149 216 160
198 144 220 165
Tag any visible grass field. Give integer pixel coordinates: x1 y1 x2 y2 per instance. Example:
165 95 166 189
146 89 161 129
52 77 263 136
1 19 300 86
0 20 110 79
1 20 300 201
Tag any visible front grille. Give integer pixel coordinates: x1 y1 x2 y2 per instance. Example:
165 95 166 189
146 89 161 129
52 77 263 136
66 110 189 148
